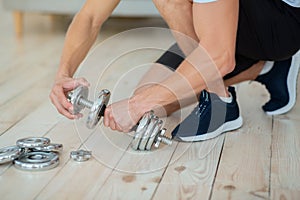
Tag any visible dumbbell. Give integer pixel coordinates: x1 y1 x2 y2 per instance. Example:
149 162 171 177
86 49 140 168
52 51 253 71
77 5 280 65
67 86 172 151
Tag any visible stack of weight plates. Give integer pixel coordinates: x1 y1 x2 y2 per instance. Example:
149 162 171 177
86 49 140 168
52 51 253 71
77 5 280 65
0 137 63 171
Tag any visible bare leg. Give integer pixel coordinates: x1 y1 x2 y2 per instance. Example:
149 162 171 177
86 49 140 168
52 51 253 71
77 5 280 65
153 0 199 55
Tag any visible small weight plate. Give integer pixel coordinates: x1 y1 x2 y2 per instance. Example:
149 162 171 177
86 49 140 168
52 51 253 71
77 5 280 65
145 120 163 151
14 152 59 171
68 85 89 115
0 146 23 164
32 143 63 153
86 89 110 129
131 112 153 150
138 116 158 150
70 150 92 162
16 137 50 148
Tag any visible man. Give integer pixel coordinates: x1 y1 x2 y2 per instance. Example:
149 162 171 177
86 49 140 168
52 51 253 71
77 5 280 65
50 0 300 142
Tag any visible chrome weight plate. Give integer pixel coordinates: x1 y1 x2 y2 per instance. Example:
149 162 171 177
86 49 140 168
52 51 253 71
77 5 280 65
14 152 59 171
145 120 163 151
86 89 110 129
16 137 50 148
0 146 23 164
32 143 63 153
138 115 159 150
67 85 89 115
131 111 153 150
70 150 92 162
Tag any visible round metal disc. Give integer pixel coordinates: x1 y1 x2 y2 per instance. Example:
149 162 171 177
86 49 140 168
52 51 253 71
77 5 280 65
32 143 63 153
131 111 153 150
86 89 110 129
68 85 89 115
70 150 92 162
14 152 59 171
138 116 158 150
0 146 23 164
145 120 163 151
16 137 51 148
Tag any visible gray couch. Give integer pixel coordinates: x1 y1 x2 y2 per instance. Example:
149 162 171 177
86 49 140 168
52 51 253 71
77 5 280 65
3 0 160 36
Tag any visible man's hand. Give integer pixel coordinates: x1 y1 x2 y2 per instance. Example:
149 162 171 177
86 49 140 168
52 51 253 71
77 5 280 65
103 98 145 132
50 76 90 119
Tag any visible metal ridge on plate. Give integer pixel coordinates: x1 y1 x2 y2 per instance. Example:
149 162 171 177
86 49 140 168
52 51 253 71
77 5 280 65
0 146 23 164
14 151 59 171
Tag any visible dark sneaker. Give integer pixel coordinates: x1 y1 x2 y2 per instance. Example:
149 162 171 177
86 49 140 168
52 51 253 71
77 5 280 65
172 86 243 142
255 50 300 115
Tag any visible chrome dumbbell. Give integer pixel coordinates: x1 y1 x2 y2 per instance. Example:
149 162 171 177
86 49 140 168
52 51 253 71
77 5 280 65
67 86 172 150
67 86 110 129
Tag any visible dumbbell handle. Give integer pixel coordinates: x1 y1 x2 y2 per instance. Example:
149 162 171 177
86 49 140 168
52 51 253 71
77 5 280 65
78 97 93 109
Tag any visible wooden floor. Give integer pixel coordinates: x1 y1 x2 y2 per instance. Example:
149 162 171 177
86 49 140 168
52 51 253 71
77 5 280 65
1 3 300 200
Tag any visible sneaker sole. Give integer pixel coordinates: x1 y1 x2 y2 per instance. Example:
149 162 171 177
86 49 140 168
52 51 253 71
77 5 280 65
175 116 243 142
266 50 300 116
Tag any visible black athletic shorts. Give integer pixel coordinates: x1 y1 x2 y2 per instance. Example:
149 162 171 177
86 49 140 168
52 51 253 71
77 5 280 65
156 0 300 79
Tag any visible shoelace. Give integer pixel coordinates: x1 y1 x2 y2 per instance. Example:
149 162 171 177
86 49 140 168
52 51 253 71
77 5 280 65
195 90 210 118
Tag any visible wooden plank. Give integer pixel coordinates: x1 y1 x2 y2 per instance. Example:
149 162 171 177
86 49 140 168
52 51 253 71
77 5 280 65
0 72 55 135
0 36 62 87
35 126 132 199
36 101 178 199
0 120 81 200
211 82 272 200
271 189 300 200
0 65 55 106
0 101 62 175
0 28 63 77
270 117 300 200
0 34 62 106
93 114 180 200
153 136 224 200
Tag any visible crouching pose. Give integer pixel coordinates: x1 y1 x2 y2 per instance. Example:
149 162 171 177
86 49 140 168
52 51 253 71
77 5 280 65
50 0 300 141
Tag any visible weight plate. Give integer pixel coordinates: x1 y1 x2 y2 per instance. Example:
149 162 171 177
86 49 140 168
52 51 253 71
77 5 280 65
68 85 89 115
138 116 158 150
16 137 50 148
145 120 163 151
70 150 92 162
0 146 23 164
86 89 110 129
131 112 152 150
14 151 59 171
32 143 63 153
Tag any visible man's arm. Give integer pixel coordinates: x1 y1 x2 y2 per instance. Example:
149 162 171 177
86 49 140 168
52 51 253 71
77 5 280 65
135 0 239 110
105 0 239 132
50 0 120 119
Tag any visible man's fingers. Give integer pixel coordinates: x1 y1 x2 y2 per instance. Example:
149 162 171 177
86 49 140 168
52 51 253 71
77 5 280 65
104 108 110 127
50 94 77 119
53 87 73 111
62 78 90 91
76 77 90 87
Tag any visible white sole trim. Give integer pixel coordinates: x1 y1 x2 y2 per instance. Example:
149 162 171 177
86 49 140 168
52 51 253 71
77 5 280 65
266 50 300 116
177 116 243 142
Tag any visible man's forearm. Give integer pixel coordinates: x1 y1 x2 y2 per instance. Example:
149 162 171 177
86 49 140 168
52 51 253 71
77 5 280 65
56 0 120 79
57 12 100 78
131 44 234 117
